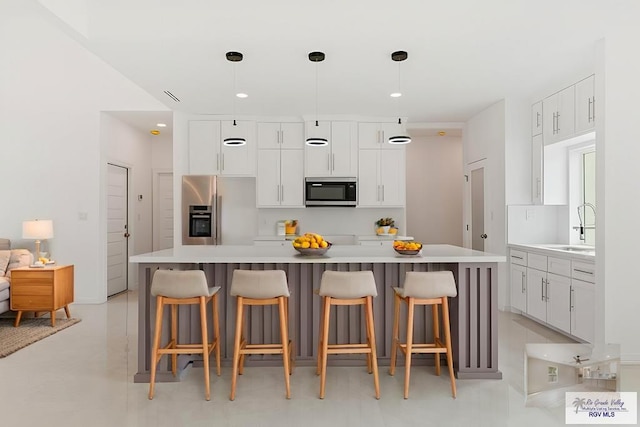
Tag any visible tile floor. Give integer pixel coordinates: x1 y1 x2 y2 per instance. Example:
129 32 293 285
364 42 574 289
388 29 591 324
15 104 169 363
0 291 624 426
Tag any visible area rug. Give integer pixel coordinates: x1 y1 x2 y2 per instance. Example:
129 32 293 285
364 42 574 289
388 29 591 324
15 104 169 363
0 317 81 358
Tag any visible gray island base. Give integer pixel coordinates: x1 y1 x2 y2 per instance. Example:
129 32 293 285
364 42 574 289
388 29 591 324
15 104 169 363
130 244 505 383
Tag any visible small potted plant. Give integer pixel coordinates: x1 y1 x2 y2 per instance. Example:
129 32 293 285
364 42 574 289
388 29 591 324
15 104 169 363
375 217 395 235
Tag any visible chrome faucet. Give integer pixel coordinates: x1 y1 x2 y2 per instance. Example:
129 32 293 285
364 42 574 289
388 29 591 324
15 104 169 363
573 203 596 241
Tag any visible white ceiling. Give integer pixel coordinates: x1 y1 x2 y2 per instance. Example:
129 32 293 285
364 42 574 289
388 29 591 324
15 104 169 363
38 0 620 128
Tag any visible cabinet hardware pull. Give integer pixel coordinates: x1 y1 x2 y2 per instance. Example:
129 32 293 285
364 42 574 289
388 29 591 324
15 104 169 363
556 112 560 133
332 153 335 171
327 154 330 171
521 271 526 293
541 278 545 301
536 112 540 128
574 268 594 275
217 154 220 171
281 185 284 201
382 185 385 202
570 288 575 311
592 97 596 121
512 255 523 260
588 98 592 122
536 178 541 198
222 154 225 170
276 185 280 201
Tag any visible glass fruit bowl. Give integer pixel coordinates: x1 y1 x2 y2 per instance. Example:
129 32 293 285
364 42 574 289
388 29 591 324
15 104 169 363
293 242 332 256
393 240 422 255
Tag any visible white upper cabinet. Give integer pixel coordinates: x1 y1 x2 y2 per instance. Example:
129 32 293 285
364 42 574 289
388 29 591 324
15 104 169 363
543 85 575 145
358 122 403 150
304 121 357 177
358 148 405 207
575 75 595 135
220 120 257 176
257 122 304 150
188 120 221 175
188 120 256 176
531 134 543 205
531 101 543 137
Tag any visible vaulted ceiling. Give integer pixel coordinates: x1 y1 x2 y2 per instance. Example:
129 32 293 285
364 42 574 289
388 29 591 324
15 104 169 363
39 0 617 125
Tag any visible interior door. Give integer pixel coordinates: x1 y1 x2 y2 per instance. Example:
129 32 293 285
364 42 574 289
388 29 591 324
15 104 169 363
107 163 129 296
470 165 485 251
153 171 174 251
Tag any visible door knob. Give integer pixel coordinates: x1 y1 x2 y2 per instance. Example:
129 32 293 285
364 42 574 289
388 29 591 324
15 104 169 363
124 233 131 238
480 234 487 239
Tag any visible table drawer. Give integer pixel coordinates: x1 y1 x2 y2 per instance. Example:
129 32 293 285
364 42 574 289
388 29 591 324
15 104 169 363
548 256 571 277
11 295 53 309
510 249 527 266
11 285 53 297
527 253 547 271
11 270 54 280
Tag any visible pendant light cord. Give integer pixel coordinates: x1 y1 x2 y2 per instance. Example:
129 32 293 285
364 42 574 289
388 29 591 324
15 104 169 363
233 62 237 126
315 59 319 127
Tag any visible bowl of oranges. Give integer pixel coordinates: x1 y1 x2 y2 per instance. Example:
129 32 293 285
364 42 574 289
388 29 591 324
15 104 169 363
393 240 423 256
292 233 332 256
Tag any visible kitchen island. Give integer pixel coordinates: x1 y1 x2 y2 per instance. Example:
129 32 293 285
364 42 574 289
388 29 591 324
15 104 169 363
130 244 505 382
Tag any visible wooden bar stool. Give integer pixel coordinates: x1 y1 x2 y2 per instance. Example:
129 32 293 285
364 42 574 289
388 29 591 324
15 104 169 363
148 269 221 401
229 270 293 401
389 270 457 399
317 270 380 399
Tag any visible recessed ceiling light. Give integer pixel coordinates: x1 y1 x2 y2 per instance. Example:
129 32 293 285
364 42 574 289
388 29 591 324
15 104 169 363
438 131 446 136
390 92 402 98
156 123 167 127
236 93 248 98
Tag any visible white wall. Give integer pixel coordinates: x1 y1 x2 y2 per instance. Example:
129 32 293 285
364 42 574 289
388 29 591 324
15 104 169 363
406 135 463 245
0 1 168 303
601 18 640 363
507 205 569 244
464 100 508 309
151 132 173 170
505 98 532 206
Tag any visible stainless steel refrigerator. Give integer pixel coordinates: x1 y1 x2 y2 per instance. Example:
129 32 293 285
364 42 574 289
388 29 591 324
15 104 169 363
182 175 220 245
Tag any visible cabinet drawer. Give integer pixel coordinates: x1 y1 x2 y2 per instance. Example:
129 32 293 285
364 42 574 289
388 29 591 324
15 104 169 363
548 257 571 277
509 249 527 266
527 253 547 271
11 285 53 297
572 260 595 283
11 295 53 309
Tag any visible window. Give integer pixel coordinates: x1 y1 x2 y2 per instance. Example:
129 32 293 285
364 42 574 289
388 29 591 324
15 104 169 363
582 150 596 245
548 365 558 383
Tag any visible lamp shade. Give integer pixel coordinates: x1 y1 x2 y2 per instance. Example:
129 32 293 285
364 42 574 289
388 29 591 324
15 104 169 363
22 219 54 239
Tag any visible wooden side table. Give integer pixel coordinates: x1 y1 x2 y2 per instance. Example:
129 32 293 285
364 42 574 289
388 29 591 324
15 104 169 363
10 264 74 327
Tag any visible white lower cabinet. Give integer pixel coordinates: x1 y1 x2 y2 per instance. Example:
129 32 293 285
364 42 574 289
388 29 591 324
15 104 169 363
571 279 595 343
510 263 527 312
512 246 594 343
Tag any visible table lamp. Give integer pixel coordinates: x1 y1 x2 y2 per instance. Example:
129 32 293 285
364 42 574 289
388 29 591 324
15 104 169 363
22 219 54 259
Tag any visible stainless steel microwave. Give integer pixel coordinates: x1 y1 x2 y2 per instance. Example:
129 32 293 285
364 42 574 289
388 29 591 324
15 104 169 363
305 177 357 207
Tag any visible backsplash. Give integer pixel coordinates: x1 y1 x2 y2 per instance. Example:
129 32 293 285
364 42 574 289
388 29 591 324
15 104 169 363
257 207 406 237
507 204 570 244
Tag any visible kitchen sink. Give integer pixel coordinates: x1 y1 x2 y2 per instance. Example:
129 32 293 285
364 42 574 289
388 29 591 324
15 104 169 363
544 245 595 254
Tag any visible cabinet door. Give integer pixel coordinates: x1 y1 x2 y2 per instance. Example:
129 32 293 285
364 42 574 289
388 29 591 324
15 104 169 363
380 121 408 150
304 121 332 177
575 75 595 134
542 94 558 144
379 149 405 206
358 149 380 206
531 101 543 137
256 149 281 207
330 121 356 176
555 85 575 142
280 149 304 207
280 123 304 150
531 134 543 204
189 121 220 175
526 268 547 322
358 122 382 149
257 122 281 149
571 279 595 343
221 120 256 176
510 264 527 312
546 272 571 334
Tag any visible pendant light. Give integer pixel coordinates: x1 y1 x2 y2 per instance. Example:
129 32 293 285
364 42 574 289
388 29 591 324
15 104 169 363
224 51 246 146
306 51 328 146
388 50 411 145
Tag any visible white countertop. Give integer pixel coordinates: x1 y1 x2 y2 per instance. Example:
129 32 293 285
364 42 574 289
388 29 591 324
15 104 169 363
509 243 595 261
130 244 505 264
